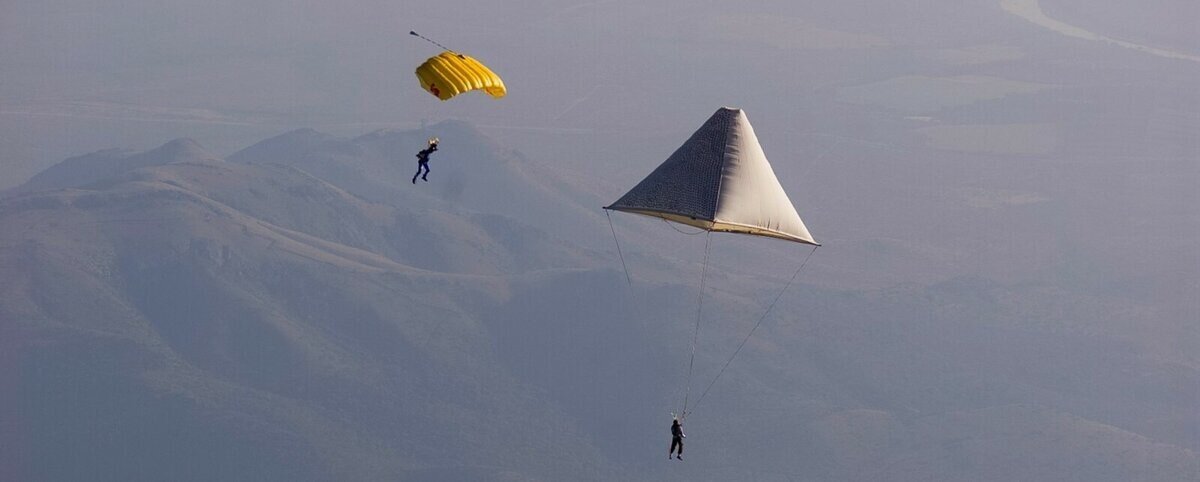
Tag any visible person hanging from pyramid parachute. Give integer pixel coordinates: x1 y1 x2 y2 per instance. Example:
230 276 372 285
603 107 820 445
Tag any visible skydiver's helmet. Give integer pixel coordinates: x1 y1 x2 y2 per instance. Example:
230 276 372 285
428 137 439 146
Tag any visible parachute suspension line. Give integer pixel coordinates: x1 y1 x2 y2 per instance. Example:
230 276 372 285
409 31 455 52
662 218 707 235
685 244 819 419
681 231 713 416
605 210 632 286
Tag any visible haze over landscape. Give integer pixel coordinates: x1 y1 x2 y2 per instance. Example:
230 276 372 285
2 1 1197 480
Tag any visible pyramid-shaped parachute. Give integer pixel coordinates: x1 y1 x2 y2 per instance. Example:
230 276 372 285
606 107 818 245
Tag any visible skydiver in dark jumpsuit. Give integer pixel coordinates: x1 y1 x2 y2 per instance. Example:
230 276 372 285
670 418 685 460
412 139 438 184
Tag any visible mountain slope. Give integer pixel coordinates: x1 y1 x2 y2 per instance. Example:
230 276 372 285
0 160 615 481
12 138 219 194
2 125 1197 481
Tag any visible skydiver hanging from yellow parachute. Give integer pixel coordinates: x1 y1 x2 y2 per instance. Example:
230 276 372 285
407 31 506 185
412 136 438 183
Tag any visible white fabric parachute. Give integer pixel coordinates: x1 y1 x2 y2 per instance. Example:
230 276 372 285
605 107 818 246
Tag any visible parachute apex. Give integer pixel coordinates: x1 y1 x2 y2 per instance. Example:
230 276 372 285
606 107 818 246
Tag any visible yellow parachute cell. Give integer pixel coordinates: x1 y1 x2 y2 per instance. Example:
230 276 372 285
414 51 506 101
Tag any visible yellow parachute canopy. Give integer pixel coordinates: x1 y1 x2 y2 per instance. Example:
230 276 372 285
414 51 506 101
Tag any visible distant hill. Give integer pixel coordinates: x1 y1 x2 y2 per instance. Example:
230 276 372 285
12 138 219 194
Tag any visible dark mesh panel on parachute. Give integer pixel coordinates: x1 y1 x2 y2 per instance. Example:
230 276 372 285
605 108 735 221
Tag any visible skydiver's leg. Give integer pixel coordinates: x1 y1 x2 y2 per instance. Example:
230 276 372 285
413 164 421 184
421 162 429 181
669 439 678 458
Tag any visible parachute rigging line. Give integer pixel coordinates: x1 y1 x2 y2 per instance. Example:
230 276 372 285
409 31 456 53
663 218 707 235
683 244 819 420
681 231 713 416
605 209 633 286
